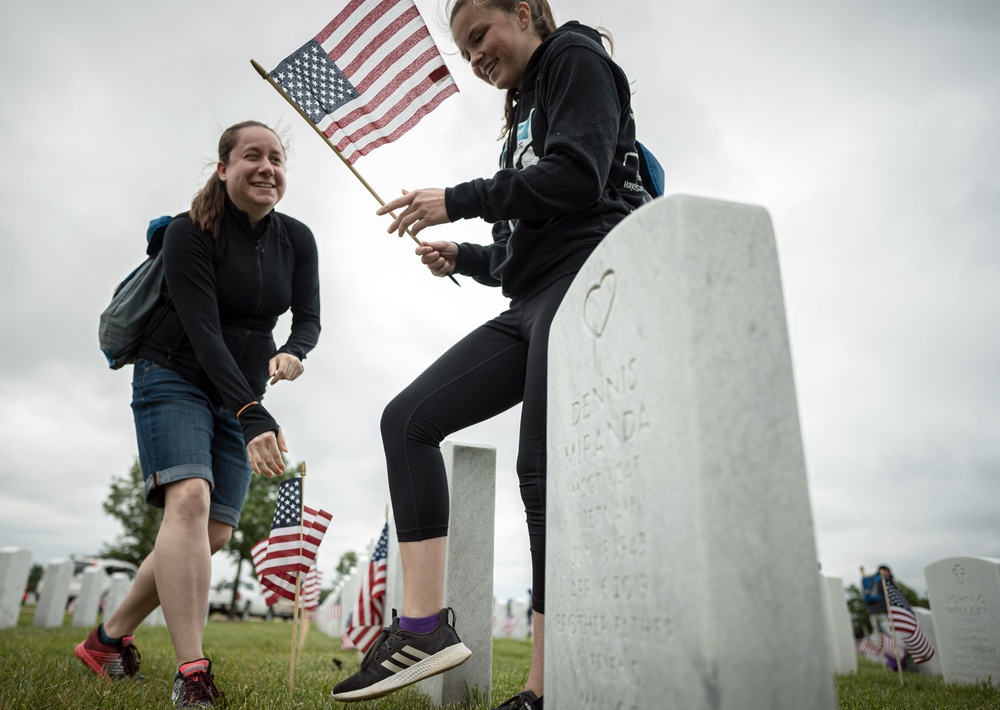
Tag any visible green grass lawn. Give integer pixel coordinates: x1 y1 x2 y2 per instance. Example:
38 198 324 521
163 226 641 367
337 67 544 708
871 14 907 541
1 611 998 709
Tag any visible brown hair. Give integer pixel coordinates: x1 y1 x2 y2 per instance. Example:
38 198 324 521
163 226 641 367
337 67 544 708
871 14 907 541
189 121 284 238
446 0 557 139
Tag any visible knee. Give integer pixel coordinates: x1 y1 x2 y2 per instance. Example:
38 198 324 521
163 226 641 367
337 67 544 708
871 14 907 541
163 478 211 523
381 393 440 446
207 522 232 553
380 394 409 442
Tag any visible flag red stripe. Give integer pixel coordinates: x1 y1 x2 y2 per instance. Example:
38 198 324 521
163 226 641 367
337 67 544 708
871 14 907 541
315 0 369 44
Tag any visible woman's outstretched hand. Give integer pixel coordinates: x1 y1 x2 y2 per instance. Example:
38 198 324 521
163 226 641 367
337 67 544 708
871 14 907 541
416 240 458 278
377 189 448 237
246 428 288 478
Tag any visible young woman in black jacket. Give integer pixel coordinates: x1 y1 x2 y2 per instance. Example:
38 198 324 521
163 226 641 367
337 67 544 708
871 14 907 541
75 121 321 707
331 2 646 708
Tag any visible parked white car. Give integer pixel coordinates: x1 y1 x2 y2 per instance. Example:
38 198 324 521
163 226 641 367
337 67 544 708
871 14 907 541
208 579 271 619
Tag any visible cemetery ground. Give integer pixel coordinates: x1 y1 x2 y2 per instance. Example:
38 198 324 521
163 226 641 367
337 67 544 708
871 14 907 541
2 611 999 710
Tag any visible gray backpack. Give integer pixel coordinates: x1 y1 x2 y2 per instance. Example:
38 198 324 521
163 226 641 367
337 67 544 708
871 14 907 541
98 215 173 369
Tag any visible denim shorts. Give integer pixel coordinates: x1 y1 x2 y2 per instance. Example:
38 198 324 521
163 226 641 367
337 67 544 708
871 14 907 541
131 359 252 527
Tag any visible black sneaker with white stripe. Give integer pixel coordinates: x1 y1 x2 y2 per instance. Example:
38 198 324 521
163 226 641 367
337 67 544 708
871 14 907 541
331 608 472 702
493 690 543 709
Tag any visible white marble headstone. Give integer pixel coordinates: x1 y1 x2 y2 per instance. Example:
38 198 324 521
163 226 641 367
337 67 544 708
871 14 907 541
0 547 32 628
72 566 103 628
34 558 73 628
546 195 835 709
103 572 131 619
416 442 496 707
820 574 858 674
924 556 1000 686
912 607 942 677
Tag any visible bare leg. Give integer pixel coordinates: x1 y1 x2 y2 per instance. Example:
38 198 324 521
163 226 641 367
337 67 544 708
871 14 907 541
102 553 160 638
154 478 213 665
102 517 232 641
399 537 447 618
525 611 544 696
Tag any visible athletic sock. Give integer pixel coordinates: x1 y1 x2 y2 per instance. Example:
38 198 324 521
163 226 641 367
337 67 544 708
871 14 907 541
97 623 123 646
178 658 211 676
399 612 440 634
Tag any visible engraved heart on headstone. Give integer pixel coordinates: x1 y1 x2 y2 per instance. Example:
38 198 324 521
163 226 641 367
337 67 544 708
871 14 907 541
583 269 616 338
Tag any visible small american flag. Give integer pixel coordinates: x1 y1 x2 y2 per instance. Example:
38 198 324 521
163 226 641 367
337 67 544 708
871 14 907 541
858 632 903 662
345 522 389 652
251 477 331 602
503 614 520 637
885 580 935 664
303 566 322 620
271 0 458 164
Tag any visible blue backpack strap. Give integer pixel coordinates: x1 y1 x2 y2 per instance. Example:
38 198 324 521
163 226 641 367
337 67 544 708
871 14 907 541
146 215 173 256
637 141 664 198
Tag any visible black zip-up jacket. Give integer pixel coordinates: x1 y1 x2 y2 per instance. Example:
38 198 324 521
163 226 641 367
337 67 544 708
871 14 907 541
136 199 321 443
445 22 647 300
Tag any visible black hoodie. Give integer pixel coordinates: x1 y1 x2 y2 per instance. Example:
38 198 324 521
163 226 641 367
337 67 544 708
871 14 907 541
446 21 648 300
136 199 321 444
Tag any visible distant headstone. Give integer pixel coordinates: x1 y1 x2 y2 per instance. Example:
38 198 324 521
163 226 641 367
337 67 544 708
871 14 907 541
924 556 1000 686
912 608 943 676
492 598 505 638
417 442 496 707
72 567 103 628
505 599 529 640
103 572 131 619
546 195 836 710
820 574 858 674
340 564 362 644
143 606 166 627
384 514 404 623
0 547 32 628
34 559 74 628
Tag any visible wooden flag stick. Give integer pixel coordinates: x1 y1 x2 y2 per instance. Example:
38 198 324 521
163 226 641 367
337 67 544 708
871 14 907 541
250 59 460 287
288 462 307 694
880 575 905 685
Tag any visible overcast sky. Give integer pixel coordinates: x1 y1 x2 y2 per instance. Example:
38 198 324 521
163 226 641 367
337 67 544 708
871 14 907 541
1 0 997 603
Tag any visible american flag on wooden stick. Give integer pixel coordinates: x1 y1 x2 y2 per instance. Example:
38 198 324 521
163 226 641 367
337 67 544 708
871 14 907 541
251 477 332 602
270 0 458 164
345 522 389 652
885 580 935 664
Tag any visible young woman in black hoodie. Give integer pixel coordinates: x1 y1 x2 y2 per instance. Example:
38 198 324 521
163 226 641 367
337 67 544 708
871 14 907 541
75 121 320 707
332 2 647 707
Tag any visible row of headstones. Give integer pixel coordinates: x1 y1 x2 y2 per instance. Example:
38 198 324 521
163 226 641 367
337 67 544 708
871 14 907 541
0 550 165 629
6 198 999 707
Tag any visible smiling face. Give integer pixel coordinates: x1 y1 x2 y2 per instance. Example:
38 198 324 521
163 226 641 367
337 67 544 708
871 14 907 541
218 125 286 224
451 1 542 91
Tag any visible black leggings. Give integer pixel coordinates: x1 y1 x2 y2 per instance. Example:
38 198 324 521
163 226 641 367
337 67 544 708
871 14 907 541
382 275 574 615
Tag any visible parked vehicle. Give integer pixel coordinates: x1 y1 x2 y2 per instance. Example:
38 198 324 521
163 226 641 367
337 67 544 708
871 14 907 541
208 579 271 619
37 557 139 608
269 595 296 620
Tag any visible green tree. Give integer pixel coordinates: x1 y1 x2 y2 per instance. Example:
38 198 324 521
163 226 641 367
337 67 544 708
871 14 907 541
845 584 869 638
336 551 358 579
221 463 302 617
100 458 162 566
26 564 43 594
893 578 929 609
